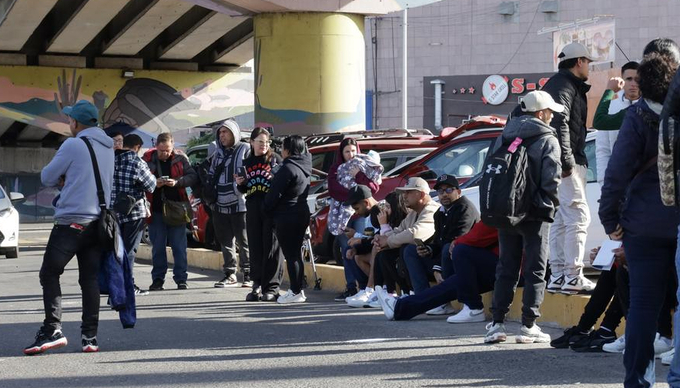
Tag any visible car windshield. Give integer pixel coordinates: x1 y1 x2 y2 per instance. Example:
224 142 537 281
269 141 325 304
0 185 10 211
424 139 492 178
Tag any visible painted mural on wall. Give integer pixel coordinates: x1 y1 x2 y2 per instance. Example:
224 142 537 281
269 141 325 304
0 66 254 136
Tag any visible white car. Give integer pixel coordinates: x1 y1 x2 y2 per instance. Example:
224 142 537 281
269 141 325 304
0 185 24 258
462 131 606 261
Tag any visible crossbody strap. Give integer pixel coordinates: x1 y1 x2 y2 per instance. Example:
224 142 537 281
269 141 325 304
81 137 106 209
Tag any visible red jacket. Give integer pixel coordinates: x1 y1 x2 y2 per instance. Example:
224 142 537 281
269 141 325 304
454 221 499 256
142 148 197 205
327 142 380 201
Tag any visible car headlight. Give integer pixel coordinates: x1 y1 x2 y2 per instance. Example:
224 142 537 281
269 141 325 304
0 208 11 218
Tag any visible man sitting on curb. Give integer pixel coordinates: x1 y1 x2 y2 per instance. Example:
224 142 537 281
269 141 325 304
402 174 479 314
372 177 439 295
376 221 499 322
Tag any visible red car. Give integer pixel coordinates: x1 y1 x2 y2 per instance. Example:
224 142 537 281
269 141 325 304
310 116 506 262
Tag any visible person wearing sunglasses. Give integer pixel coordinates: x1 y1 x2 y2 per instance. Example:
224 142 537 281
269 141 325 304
401 174 479 314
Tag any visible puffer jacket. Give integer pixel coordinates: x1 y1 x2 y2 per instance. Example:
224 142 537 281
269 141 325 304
541 69 591 171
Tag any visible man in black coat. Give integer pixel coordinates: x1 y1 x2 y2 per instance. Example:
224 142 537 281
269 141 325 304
542 42 596 295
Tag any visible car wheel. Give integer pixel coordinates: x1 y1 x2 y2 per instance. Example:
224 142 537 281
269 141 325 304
6 247 18 259
204 223 220 251
141 225 151 245
332 236 343 266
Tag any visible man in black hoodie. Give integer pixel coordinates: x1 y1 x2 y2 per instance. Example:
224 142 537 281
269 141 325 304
543 42 596 295
402 174 479 307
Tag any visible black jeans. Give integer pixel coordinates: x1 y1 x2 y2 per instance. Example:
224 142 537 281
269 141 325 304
40 222 102 337
375 246 412 294
247 197 283 293
576 265 624 333
491 221 549 327
274 210 309 294
120 218 146 281
212 211 250 276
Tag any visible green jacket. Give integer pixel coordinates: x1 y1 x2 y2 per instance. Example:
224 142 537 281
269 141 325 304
593 89 627 131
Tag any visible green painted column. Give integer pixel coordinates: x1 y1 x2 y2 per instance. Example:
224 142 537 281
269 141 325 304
254 12 366 136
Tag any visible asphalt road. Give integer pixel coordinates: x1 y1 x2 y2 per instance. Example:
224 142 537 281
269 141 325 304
0 225 672 387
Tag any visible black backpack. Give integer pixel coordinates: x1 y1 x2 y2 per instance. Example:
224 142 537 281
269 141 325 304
479 134 548 229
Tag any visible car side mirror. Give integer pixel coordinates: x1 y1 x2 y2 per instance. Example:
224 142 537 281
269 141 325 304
458 165 474 177
9 192 24 204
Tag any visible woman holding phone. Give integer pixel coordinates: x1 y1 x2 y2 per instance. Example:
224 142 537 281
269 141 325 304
235 128 284 301
264 135 312 304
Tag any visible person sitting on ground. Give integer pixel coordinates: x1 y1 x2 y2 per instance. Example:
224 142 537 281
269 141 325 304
372 177 439 296
402 174 479 314
376 221 499 323
346 192 409 308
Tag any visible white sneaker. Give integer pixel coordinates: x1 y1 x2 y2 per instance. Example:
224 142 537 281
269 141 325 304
484 322 507 344
546 274 564 294
602 335 625 353
661 348 675 365
516 324 551 344
277 290 306 304
426 303 456 316
447 304 486 324
375 286 396 320
346 288 367 303
560 274 596 295
347 288 374 308
654 333 673 357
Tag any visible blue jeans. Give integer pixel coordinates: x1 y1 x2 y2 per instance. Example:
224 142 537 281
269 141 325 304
394 244 498 320
623 233 676 388
402 244 445 293
670 225 680 387
149 215 188 284
338 219 368 290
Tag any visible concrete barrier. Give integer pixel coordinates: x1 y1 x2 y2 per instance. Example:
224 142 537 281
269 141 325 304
137 245 621 334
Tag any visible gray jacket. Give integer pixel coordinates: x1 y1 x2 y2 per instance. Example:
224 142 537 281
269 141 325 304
209 120 250 214
501 115 562 222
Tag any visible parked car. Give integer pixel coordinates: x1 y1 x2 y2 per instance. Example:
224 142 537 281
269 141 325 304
0 185 24 258
309 116 506 262
461 131 605 264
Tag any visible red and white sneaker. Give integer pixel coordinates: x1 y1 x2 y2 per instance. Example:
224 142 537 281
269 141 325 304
82 335 99 353
23 329 68 355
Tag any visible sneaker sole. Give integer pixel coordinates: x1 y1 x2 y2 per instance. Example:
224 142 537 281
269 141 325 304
82 345 99 353
447 314 486 324
516 335 550 344
484 333 507 344
546 287 563 294
24 337 68 355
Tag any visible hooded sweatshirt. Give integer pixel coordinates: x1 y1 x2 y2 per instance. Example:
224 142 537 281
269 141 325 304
264 153 312 216
41 127 114 225
209 120 251 214
500 115 561 222
328 142 380 201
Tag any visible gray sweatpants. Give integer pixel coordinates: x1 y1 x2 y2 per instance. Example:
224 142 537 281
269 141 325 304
491 220 550 327
212 211 250 276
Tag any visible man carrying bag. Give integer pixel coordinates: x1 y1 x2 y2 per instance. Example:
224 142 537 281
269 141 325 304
142 132 198 291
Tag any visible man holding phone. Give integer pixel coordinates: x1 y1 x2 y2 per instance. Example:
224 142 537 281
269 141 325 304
402 175 479 312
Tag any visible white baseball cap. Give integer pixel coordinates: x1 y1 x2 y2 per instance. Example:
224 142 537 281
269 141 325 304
558 42 597 62
395 177 430 194
520 91 565 113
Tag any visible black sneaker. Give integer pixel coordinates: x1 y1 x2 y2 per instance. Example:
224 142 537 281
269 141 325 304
245 291 260 301
570 329 616 353
242 273 254 288
134 284 149 296
82 335 99 353
334 288 357 302
177 282 189 290
24 329 68 355
261 292 279 302
149 279 164 291
550 326 589 349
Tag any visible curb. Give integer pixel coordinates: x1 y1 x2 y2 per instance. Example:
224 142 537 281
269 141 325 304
136 245 620 334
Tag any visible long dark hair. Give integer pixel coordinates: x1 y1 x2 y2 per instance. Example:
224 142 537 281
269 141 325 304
283 135 307 156
371 192 409 228
339 138 358 162
250 127 273 163
638 53 677 104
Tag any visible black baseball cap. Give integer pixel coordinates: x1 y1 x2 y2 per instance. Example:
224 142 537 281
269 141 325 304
434 174 460 190
343 185 372 206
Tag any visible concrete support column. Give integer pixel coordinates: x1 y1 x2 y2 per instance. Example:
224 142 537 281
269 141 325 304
254 13 366 136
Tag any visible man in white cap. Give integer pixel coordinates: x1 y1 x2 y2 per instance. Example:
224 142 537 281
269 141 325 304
484 91 562 345
372 177 439 296
542 42 597 295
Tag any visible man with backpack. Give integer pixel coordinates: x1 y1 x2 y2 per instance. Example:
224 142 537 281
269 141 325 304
481 91 562 344
208 119 252 288
543 42 596 295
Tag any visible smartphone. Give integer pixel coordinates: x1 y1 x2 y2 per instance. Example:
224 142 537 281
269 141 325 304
160 175 169 180
414 238 426 248
238 166 247 178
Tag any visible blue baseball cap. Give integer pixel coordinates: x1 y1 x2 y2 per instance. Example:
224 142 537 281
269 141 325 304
62 100 99 126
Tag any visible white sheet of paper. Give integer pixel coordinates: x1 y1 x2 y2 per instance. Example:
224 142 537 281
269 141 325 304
592 239 623 271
